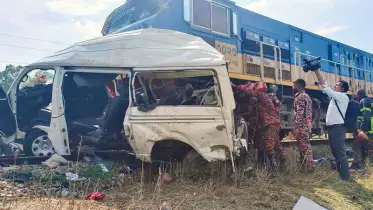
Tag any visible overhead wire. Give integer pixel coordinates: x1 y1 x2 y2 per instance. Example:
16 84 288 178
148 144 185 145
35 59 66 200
0 60 28 65
0 33 68 65
0 33 69 45
0 43 54 52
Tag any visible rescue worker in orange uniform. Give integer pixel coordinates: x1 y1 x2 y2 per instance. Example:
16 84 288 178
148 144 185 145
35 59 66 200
254 82 285 164
291 79 314 171
232 82 285 169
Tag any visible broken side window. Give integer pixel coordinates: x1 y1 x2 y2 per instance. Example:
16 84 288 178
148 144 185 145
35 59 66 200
19 69 55 89
133 70 220 110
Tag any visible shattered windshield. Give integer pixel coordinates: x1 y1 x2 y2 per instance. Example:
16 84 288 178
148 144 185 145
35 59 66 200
133 70 220 110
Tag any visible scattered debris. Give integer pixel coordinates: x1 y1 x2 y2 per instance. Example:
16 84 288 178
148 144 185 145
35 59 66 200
98 162 109 173
65 172 86 181
15 183 25 188
293 196 327 210
160 173 172 184
119 164 133 174
312 157 328 164
244 166 254 172
81 151 109 173
61 188 69 197
42 154 68 169
87 192 105 200
160 202 172 210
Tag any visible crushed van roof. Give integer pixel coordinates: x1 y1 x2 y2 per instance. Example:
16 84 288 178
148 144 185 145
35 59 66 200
29 29 226 68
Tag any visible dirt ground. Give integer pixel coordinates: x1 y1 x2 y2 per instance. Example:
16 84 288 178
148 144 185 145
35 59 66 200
2 146 373 210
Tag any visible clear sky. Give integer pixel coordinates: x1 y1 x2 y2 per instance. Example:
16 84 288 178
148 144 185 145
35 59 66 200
0 0 372 70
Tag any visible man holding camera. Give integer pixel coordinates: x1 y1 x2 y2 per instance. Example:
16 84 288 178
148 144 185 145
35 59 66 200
313 70 351 180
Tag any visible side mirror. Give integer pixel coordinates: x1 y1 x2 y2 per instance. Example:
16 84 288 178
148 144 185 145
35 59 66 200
21 75 29 83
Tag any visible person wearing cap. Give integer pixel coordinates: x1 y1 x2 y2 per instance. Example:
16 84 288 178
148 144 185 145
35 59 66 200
232 82 284 169
351 89 373 169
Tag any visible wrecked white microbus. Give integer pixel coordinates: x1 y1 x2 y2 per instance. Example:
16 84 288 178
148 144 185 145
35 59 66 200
0 29 248 168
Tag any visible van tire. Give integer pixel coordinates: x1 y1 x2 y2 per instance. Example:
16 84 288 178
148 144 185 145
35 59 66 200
182 150 207 171
24 129 55 157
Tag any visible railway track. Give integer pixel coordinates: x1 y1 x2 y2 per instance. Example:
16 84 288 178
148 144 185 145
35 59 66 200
0 139 354 166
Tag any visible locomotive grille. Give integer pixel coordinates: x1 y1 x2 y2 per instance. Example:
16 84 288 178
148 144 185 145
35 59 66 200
246 63 261 76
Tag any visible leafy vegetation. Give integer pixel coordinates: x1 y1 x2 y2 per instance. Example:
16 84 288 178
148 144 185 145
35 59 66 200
0 64 23 92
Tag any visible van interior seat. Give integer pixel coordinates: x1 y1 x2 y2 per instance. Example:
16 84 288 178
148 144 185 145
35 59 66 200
31 72 130 145
72 80 130 144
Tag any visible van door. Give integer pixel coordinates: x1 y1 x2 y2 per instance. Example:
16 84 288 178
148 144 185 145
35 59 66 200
0 85 16 141
124 69 232 162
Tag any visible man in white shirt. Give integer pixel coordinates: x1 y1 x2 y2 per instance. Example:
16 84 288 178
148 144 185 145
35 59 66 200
313 69 351 180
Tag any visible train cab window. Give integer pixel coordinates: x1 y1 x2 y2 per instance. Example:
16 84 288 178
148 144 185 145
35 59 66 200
212 4 229 35
192 0 211 29
192 0 230 35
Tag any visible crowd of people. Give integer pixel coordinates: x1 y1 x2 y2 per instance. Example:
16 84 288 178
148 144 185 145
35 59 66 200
232 79 314 172
232 69 372 181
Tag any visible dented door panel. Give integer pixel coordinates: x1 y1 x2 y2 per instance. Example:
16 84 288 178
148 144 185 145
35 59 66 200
125 66 236 162
129 106 230 162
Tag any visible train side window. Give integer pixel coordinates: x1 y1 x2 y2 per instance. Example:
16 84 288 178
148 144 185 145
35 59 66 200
192 0 230 36
263 45 275 56
243 39 260 53
280 49 290 60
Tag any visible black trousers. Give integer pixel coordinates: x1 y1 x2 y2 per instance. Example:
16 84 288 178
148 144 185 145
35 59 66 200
327 125 350 180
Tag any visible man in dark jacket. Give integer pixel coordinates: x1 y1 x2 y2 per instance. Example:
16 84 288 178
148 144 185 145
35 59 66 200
351 89 373 169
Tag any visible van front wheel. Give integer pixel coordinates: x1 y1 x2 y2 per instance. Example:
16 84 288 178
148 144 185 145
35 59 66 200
24 129 55 157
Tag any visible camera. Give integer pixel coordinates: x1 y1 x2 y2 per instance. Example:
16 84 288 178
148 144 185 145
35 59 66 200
302 57 321 72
